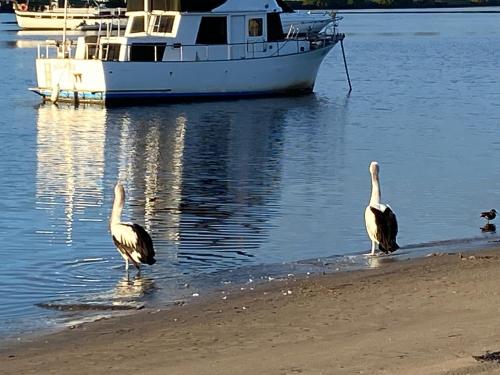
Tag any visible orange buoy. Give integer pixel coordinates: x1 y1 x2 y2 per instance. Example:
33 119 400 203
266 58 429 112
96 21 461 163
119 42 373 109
19 3 28 11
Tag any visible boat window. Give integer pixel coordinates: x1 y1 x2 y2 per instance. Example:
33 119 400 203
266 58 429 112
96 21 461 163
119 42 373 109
105 44 121 61
130 16 145 33
267 13 283 41
248 18 263 37
196 17 227 45
130 43 166 62
153 15 175 33
84 35 98 59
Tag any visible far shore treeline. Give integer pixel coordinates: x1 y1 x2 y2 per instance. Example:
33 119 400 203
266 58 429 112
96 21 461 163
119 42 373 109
287 0 500 9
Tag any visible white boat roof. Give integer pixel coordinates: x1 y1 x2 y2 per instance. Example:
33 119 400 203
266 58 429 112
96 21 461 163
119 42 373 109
126 0 285 14
212 0 282 13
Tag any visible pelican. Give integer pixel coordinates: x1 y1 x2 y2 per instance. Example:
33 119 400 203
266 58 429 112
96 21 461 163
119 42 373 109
480 209 497 223
110 183 156 271
364 161 399 256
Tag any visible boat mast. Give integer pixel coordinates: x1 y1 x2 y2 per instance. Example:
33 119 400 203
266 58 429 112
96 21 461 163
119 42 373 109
62 0 68 57
144 0 149 33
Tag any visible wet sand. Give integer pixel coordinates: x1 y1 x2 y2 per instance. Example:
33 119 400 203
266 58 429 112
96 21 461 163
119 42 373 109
4 248 500 375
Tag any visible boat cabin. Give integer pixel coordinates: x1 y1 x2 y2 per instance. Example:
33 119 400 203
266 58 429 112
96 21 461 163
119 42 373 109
73 0 315 63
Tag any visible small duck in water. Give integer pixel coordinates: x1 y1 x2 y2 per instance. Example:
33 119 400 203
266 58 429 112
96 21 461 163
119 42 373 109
480 209 497 224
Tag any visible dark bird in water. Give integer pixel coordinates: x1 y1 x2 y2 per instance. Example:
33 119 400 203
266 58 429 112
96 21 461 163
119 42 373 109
364 161 399 256
481 223 496 233
480 209 497 223
110 183 156 271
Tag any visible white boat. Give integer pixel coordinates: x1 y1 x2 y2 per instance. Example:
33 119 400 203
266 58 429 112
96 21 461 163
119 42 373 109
31 0 345 104
280 10 335 36
276 0 334 36
13 0 127 30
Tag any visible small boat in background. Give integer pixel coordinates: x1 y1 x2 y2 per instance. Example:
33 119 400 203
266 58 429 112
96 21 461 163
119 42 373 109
13 0 127 30
281 10 335 36
13 0 332 35
276 0 335 36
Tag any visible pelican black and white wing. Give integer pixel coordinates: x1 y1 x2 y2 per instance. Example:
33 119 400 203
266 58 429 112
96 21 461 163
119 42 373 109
369 204 399 254
112 223 156 268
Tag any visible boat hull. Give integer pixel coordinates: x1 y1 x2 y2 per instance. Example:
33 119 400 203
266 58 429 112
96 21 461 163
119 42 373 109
33 44 335 104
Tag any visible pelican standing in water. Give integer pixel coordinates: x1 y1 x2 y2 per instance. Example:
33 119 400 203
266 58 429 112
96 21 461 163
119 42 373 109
364 161 399 256
110 183 156 271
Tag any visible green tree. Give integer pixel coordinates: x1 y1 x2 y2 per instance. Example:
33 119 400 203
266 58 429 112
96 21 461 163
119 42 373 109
301 0 331 8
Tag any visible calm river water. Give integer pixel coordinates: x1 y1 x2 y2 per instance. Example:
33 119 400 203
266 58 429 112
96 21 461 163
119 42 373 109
1 9 500 339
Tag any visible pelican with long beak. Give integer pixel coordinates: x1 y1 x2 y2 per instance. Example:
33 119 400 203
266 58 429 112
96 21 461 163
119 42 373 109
364 161 399 256
110 183 156 271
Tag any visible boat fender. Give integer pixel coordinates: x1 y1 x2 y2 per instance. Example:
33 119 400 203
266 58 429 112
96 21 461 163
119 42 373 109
19 3 28 11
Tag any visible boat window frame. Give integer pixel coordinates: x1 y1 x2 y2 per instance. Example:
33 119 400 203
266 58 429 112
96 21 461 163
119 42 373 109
152 14 176 34
103 43 121 61
266 12 283 41
129 43 167 62
248 17 263 37
129 15 146 33
195 16 227 45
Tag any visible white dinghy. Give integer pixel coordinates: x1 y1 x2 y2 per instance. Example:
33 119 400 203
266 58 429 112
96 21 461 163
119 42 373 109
276 0 335 36
31 0 345 104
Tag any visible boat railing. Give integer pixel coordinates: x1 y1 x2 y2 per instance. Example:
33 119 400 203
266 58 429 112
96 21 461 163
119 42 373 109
121 40 310 61
36 32 342 61
321 14 343 36
37 39 75 59
286 25 300 39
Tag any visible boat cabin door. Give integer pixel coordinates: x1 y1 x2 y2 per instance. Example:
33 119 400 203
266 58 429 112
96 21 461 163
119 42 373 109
230 15 245 59
246 15 265 56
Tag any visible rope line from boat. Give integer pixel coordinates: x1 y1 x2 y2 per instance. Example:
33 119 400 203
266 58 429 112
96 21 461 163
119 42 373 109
339 35 352 92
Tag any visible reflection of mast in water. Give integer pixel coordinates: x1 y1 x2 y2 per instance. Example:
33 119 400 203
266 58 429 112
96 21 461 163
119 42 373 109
114 112 186 243
144 116 186 236
36 105 106 245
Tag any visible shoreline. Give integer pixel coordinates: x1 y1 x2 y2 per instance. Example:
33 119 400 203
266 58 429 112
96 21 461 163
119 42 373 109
1 234 498 345
4 245 500 374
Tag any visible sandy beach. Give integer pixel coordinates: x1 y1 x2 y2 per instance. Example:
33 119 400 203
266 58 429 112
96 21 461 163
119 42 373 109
4 248 500 374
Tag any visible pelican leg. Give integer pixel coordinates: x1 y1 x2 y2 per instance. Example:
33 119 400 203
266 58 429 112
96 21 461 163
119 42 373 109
125 258 129 271
371 241 377 256
365 242 377 257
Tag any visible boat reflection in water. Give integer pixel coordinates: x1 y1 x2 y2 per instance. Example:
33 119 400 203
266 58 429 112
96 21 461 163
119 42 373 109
33 97 321 314
106 99 292 272
35 104 107 246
